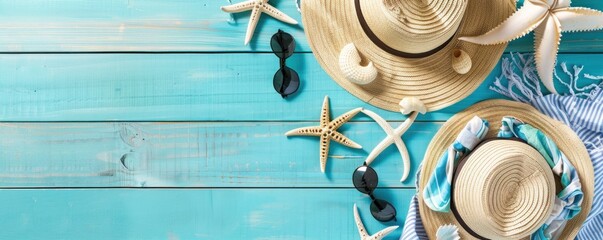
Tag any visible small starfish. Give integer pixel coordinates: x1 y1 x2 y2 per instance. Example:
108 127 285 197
360 98 426 182
286 96 362 173
459 0 603 94
353 204 399 240
221 0 298 45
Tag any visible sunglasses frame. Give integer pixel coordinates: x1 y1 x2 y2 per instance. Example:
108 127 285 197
270 29 300 98
352 162 397 222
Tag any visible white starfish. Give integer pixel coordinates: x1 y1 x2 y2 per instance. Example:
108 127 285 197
221 0 298 45
361 97 426 182
286 96 362 173
459 0 603 94
353 204 399 240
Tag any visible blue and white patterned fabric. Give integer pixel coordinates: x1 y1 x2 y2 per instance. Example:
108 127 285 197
401 166 427 240
422 116 489 212
401 54 602 240
532 92 603 239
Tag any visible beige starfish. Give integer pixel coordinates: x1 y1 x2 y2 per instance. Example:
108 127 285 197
285 96 362 173
221 0 298 45
459 0 603 94
353 204 399 240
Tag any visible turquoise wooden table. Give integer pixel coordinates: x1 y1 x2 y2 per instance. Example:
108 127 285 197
1 0 602 239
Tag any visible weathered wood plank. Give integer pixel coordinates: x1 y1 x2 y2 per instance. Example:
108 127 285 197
0 122 439 188
0 189 413 240
0 52 505 121
2 53 603 122
0 0 602 52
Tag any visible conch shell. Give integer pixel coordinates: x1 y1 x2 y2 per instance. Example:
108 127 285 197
399 97 427 115
338 43 378 85
451 49 472 74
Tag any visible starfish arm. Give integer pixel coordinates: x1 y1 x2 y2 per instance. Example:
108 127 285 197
285 126 322 137
320 96 330 128
329 131 362 149
555 7 603 32
394 111 418 135
393 112 417 182
459 1 548 45
360 108 395 165
244 7 261 45
364 136 394 166
221 1 255 13
353 204 370 239
534 15 562 94
261 4 298 24
395 138 410 182
319 134 330 173
329 107 362 130
369 225 399 240
557 0 572 8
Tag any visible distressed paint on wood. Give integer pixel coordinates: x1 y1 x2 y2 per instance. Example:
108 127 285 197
1 53 505 121
0 0 602 52
0 189 412 240
2 53 603 122
0 121 439 188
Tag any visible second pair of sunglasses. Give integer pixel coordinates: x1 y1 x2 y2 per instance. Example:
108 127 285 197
270 30 300 98
352 163 397 222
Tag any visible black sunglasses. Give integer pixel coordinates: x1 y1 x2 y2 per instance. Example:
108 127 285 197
352 163 397 222
270 29 300 98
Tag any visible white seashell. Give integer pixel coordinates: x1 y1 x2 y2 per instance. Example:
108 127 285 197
399 97 427 115
451 49 472 75
436 224 460 240
338 43 378 85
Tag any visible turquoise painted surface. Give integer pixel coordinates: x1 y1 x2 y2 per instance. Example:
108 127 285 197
0 0 602 239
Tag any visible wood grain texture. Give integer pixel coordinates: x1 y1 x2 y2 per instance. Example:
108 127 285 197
2 53 603 122
0 189 412 240
0 0 603 52
0 121 438 187
0 52 505 121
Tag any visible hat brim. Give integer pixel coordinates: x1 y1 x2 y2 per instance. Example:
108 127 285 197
418 100 594 239
301 0 515 112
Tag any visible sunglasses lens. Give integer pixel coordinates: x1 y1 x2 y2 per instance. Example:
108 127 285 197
270 30 295 59
352 165 378 194
273 67 300 97
370 199 396 222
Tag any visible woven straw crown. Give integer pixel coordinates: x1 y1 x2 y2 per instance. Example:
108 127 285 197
301 0 514 112
363 0 468 53
454 139 555 239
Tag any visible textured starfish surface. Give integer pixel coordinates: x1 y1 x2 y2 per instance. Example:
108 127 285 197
221 0 298 45
460 0 603 93
353 204 399 240
285 96 362 173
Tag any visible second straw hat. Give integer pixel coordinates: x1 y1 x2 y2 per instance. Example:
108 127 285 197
301 0 515 112
418 100 595 239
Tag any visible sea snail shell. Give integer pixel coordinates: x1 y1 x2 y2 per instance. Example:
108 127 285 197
338 43 378 85
399 97 427 115
451 49 472 75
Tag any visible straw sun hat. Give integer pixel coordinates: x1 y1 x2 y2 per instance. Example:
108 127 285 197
419 100 594 239
301 0 515 112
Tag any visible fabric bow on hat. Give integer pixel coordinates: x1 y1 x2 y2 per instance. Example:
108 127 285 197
422 116 489 212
